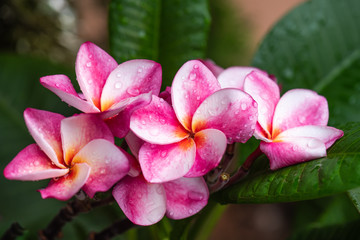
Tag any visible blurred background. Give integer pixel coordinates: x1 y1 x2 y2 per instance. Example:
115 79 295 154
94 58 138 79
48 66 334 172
1 0 336 239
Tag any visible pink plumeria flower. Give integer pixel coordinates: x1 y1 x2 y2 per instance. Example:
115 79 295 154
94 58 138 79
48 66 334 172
40 42 162 138
111 132 209 226
227 71 343 170
130 60 258 182
4 108 130 200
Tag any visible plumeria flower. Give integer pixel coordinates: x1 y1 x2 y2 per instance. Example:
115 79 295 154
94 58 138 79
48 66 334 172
4 108 130 200
40 42 162 138
111 132 209 226
223 70 344 170
130 60 258 182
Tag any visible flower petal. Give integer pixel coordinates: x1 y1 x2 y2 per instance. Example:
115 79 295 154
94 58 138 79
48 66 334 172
159 86 172 105
72 139 130 198
218 67 267 89
4 144 69 181
199 59 224 77
24 108 65 167
276 125 344 149
192 88 258 143
164 177 209 219
139 138 196 183
61 114 114 165
185 129 227 177
172 60 221 130
272 89 329 136
260 137 327 170
100 59 162 111
40 75 99 113
243 71 280 138
125 130 144 158
130 95 189 144
75 42 118 109
113 175 166 226
39 162 91 201
104 93 152 138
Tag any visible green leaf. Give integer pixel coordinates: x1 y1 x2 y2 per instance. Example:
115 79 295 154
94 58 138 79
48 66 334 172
213 122 360 204
288 219 360 240
252 0 360 126
348 187 360 213
109 0 211 86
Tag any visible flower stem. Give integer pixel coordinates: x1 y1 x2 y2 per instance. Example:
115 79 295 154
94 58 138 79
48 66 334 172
39 195 115 240
1 222 24 240
226 145 263 187
88 218 135 240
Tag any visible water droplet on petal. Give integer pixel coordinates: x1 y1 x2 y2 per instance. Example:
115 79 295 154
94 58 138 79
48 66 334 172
307 139 321 149
298 116 306 124
189 73 197 80
194 64 199 69
241 103 247 110
253 102 258 108
89 54 93 59
127 87 140 96
149 128 159 136
141 120 146 125
196 96 201 101
160 151 167 157
159 118 166 125
34 161 40 166
114 82 122 89
138 68 143 73
188 191 204 201
116 73 122 78
86 62 92 67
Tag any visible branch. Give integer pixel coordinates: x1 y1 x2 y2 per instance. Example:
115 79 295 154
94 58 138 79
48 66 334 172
39 195 115 240
1 222 24 240
88 218 136 240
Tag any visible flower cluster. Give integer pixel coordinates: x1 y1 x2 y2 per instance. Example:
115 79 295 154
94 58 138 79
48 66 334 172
3 42 343 226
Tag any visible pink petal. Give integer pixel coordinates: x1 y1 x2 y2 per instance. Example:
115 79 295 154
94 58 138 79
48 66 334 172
104 93 152 138
260 137 327 170
100 59 162 111
125 130 144 158
272 89 329 136
61 114 114 165
163 177 209 219
75 42 118 109
72 139 130 198
185 129 227 177
130 95 189 144
24 108 65 167
40 75 99 113
159 86 172 105
112 175 166 226
4 144 69 181
138 139 196 183
171 60 221 131
39 162 91 201
198 59 224 77
192 88 258 143
218 67 267 89
276 125 344 149
243 71 280 138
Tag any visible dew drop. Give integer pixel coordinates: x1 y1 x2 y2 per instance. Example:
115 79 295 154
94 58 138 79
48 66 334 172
160 151 167 157
55 83 60 87
114 82 122 89
149 128 159 136
86 62 92 67
34 161 40 166
188 191 204 201
253 102 258 108
298 116 306 124
307 139 320 149
141 120 146 125
138 68 143 73
241 103 247 110
159 118 166 125
189 73 197 80
116 73 122 78
194 64 199 69
100 169 106 174
196 96 201 101
127 87 140 96
188 209 193 214
159 98 165 103
221 100 227 105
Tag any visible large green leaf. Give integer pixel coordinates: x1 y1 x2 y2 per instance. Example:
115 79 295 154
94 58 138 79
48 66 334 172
213 122 360 204
109 0 210 86
348 187 360 213
252 0 360 126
